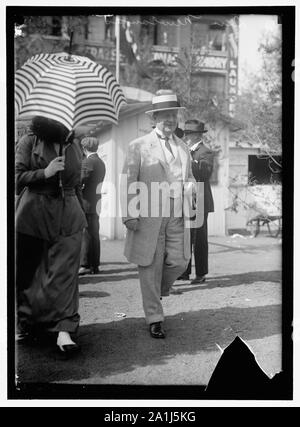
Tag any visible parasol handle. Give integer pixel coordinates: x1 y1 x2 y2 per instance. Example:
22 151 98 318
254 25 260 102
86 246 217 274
68 31 74 60
58 141 64 199
58 130 74 199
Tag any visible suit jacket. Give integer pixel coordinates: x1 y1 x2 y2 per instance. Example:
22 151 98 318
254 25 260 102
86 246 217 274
121 129 195 266
191 142 214 213
15 134 87 241
81 153 106 214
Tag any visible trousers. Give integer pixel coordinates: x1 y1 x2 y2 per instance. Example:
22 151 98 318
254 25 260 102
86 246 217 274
186 212 209 276
138 200 188 324
80 213 100 269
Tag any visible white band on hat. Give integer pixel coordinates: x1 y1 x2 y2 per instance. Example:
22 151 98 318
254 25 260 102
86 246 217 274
152 94 178 104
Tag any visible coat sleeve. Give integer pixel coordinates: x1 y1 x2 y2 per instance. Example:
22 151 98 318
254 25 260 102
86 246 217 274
81 156 93 185
15 135 46 194
180 142 196 219
192 151 214 181
98 158 106 184
187 150 196 184
81 156 106 186
75 183 85 212
120 140 141 223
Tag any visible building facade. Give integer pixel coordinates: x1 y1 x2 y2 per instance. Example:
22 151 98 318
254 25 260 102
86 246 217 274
15 14 244 238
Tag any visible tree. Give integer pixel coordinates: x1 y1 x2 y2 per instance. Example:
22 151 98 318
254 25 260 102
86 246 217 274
234 27 282 157
14 16 89 69
225 26 282 232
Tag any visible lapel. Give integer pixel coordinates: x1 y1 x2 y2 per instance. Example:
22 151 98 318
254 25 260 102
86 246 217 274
148 130 188 180
148 130 169 174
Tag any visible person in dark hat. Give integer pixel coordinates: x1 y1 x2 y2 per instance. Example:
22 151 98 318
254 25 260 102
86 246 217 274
121 89 195 339
178 119 215 284
78 137 106 275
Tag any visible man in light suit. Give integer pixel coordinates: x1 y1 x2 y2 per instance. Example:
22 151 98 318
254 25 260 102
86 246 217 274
121 90 195 339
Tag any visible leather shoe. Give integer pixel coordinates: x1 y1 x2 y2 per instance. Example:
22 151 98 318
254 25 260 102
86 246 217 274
169 286 183 295
177 274 190 280
149 322 165 339
190 275 206 284
78 266 91 275
91 267 100 274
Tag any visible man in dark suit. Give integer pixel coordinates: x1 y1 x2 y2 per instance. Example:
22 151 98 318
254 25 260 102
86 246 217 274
179 120 215 284
79 137 106 275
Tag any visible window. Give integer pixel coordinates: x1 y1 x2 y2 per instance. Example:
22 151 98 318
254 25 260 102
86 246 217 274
140 22 151 41
192 21 226 51
105 18 115 41
192 22 209 49
208 23 226 51
51 17 62 36
155 21 177 46
86 16 107 42
248 155 282 185
191 74 226 98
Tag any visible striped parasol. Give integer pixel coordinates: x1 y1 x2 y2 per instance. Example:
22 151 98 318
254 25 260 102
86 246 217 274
15 52 127 131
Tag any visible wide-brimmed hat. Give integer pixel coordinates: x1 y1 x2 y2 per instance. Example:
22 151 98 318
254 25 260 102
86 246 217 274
184 120 208 134
145 90 185 115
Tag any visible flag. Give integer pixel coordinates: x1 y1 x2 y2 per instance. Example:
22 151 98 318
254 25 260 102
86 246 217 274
118 17 151 79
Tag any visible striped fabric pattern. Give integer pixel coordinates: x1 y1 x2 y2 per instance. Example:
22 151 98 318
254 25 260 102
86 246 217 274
15 52 127 131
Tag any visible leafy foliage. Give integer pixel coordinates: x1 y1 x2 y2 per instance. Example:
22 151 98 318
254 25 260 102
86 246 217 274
14 16 89 69
234 27 282 155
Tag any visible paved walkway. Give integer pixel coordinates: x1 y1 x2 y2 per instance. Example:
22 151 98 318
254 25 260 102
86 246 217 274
17 235 282 387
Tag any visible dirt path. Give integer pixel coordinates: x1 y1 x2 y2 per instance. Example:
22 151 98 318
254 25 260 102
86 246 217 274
16 236 282 388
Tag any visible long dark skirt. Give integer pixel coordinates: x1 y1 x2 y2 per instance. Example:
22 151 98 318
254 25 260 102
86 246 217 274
17 231 82 334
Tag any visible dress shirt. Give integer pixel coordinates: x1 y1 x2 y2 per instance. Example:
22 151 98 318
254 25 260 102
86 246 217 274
155 128 178 159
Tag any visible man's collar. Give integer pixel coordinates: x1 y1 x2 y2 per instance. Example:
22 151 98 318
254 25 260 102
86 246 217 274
86 152 97 158
155 127 173 140
190 141 202 152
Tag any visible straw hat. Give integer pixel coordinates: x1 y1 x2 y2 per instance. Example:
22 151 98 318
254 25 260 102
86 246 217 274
145 89 185 115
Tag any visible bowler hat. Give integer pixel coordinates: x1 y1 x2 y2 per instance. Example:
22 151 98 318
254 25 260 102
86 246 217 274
184 120 208 134
145 89 185 115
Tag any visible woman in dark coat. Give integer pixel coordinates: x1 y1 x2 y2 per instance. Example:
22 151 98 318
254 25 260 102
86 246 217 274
15 116 87 355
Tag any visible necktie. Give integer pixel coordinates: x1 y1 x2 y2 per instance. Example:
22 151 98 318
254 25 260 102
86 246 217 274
164 137 174 157
156 133 174 157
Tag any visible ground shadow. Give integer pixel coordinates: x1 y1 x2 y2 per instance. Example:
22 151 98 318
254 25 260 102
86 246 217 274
78 273 139 285
101 262 133 266
173 270 281 292
98 267 138 275
79 291 110 299
208 241 281 255
17 303 281 384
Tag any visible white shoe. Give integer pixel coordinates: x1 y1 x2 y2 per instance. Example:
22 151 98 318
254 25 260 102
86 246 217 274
78 266 91 275
57 331 76 347
56 331 80 356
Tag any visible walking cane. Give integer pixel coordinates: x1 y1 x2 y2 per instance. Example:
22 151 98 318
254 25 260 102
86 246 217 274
58 141 64 200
